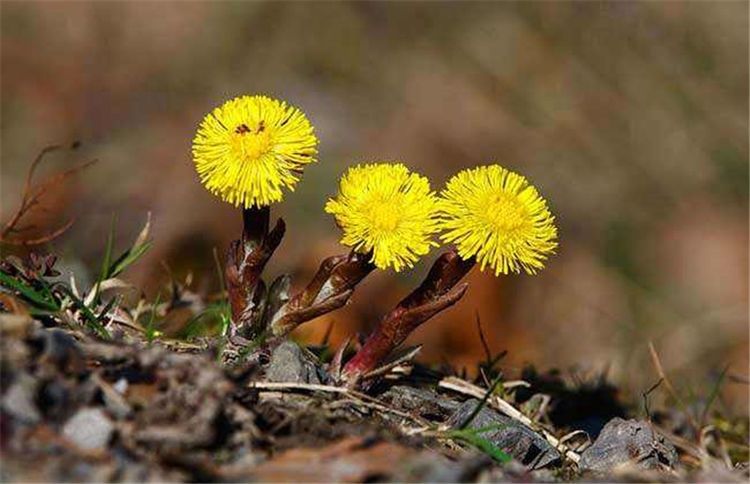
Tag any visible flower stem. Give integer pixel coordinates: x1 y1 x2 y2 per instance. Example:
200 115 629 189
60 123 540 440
270 251 375 337
343 248 474 385
225 206 285 339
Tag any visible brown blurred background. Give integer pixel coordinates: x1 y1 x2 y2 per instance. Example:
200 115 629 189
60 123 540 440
2 2 748 411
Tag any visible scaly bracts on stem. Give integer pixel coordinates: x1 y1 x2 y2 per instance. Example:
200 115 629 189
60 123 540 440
342 248 475 385
270 251 375 338
224 207 373 346
225 206 285 339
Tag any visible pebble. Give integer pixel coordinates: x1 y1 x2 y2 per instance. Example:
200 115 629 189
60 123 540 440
447 399 561 469
265 341 322 384
1 373 41 424
579 417 678 472
62 408 114 451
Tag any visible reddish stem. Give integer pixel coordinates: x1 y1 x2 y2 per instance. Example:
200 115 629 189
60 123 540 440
269 251 375 337
343 249 475 383
225 206 285 338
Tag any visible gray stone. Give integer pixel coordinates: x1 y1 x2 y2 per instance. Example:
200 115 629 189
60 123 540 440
2 373 41 424
113 378 128 394
265 341 322 384
381 386 460 419
579 417 678 472
447 399 561 469
62 408 114 451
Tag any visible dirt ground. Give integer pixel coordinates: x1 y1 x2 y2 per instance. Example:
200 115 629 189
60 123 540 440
1 291 747 482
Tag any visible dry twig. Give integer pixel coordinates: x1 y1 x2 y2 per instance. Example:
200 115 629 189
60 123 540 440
359 345 422 381
648 341 700 434
1 144 96 246
248 381 431 431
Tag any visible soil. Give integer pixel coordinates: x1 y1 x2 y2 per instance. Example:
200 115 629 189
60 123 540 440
1 312 747 483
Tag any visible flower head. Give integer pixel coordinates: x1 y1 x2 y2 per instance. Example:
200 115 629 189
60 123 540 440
325 163 439 272
438 165 557 275
192 95 318 208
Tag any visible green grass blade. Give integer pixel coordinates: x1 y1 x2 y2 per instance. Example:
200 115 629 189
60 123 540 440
145 293 162 343
447 425 512 464
97 296 119 320
57 285 110 339
93 214 117 303
182 301 231 339
109 214 152 278
0 271 59 311
700 365 729 426
109 240 152 278
459 374 504 430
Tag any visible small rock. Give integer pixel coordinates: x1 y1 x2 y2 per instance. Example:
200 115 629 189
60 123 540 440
447 399 561 469
62 408 114 451
113 378 128 394
579 417 678 472
265 341 322 384
381 386 459 419
2 373 41 424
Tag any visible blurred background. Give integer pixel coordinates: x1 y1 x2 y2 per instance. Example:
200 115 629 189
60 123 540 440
2 2 747 412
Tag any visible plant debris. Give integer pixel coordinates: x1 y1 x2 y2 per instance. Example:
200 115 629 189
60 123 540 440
0 233 747 482
1 304 747 482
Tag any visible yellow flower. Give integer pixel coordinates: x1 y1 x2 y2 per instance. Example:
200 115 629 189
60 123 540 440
438 165 557 275
325 163 439 272
192 95 318 208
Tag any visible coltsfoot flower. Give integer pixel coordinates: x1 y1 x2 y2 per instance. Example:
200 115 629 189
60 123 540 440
325 163 439 272
438 164 557 275
192 95 318 208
